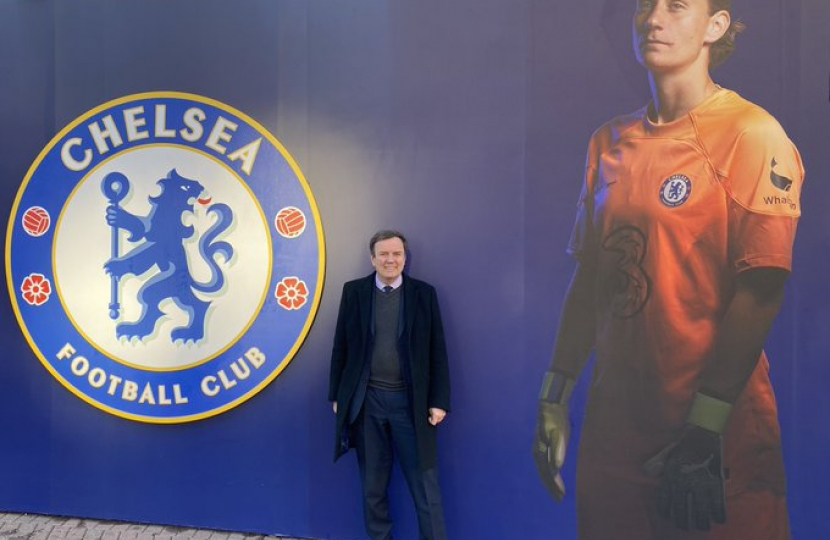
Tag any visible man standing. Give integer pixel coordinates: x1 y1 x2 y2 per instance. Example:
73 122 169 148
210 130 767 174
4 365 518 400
329 230 450 540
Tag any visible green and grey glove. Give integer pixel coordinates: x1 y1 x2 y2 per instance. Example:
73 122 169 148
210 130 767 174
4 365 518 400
533 370 575 502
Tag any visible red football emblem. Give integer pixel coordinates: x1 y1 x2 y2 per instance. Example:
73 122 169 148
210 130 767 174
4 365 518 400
275 206 306 239
22 206 51 237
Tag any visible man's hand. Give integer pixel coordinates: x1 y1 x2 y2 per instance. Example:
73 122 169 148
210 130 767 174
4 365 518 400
332 402 337 414
533 400 569 502
644 424 726 531
428 407 447 426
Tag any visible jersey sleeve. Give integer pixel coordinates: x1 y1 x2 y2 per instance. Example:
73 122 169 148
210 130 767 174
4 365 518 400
724 119 805 273
567 135 602 260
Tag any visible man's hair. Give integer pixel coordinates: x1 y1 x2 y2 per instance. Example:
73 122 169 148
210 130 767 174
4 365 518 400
369 230 408 256
709 0 745 68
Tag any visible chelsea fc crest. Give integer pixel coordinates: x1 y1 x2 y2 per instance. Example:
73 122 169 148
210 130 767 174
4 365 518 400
659 174 692 208
5 92 325 423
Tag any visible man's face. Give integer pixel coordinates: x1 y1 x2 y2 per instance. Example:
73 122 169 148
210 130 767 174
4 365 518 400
371 237 406 285
632 0 725 74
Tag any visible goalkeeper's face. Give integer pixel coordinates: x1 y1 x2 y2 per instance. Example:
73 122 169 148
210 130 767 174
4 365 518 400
632 0 729 75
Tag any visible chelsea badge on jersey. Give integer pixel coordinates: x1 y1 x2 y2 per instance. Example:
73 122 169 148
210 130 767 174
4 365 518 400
5 92 325 423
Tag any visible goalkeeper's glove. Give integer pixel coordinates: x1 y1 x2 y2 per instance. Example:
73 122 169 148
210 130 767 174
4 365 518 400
533 370 575 502
644 392 731 531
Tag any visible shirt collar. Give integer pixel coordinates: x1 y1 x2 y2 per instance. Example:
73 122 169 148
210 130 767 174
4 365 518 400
375 274 403 291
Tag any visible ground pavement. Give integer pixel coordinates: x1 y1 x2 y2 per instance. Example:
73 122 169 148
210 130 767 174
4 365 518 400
0 513 312 540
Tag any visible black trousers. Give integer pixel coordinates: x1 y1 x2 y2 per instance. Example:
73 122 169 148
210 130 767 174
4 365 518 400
354 387 447 540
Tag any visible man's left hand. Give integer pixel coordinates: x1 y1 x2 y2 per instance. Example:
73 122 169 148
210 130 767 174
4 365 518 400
428 408 447 426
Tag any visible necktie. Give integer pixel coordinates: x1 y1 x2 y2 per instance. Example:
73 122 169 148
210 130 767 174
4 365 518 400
383 286 392 293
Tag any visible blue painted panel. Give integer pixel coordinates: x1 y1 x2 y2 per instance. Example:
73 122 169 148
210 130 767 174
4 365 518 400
1 1 828 539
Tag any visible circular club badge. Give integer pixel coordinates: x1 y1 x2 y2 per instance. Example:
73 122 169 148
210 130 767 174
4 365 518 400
659 174 692 208
5 92 325 423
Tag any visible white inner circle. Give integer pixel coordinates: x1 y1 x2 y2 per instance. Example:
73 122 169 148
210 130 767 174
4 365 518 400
54 146 271 370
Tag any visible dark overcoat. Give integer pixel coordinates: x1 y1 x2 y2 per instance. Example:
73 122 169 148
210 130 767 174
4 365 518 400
328 272 450 471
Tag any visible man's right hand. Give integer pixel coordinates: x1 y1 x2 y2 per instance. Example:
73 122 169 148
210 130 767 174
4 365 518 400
332 402 337 414
533 400 570 502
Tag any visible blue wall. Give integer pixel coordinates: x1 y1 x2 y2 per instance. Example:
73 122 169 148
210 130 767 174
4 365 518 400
1 1 828 538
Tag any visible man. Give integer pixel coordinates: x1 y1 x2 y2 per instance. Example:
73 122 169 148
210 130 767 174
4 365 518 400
329 230 450 540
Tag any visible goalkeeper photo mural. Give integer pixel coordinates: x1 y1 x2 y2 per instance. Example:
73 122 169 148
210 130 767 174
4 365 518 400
0 0 828 539
533 0 802 538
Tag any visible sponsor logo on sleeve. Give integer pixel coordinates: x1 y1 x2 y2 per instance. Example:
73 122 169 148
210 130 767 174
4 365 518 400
769 158 793 192
763 157 798 212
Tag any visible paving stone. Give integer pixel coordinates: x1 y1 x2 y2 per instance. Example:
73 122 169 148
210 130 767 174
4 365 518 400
1 522 21 533
100 530 121 540
28 526 53 540
47 526 72 540
64 527 87 540
83 529 104 540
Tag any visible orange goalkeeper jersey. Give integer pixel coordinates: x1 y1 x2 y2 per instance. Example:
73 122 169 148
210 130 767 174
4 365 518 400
568 88 803 539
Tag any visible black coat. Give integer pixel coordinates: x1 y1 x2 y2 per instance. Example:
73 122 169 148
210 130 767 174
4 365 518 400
328 272 450 471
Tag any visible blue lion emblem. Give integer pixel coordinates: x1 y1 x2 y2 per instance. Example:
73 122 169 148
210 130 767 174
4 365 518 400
103 169 234 343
